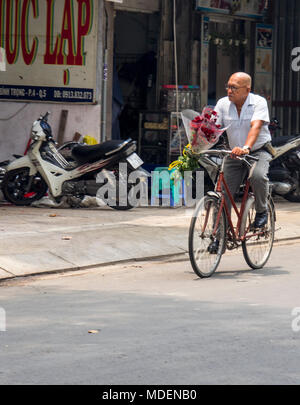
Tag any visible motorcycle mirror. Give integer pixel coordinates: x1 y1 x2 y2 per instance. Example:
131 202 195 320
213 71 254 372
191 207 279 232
40 112 51 121
269 118 282 130
44 112 51 121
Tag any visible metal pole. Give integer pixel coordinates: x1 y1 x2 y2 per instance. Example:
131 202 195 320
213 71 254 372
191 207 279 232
101 48 108 143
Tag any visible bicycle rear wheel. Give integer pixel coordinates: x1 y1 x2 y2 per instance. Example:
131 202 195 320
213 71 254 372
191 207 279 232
241 197 275 269
189 195 226 278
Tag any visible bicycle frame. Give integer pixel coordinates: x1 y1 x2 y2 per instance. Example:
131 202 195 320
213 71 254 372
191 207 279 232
214 171 250 244
190 149 275 278
207 154 263 246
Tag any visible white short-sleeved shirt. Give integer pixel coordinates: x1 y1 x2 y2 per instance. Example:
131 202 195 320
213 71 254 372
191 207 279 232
214 93 271 151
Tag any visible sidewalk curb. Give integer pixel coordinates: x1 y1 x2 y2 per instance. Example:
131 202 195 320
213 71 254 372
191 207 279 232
0 252 187 283
1 236 299 283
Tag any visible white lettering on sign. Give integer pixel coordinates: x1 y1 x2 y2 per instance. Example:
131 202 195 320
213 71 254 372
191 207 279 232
292 47 300 72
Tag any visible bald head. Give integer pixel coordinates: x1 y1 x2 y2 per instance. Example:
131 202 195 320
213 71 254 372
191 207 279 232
230 72 252 89
227 72 252 107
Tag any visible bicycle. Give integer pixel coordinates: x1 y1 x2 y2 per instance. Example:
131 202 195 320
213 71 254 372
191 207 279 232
189 149 276 278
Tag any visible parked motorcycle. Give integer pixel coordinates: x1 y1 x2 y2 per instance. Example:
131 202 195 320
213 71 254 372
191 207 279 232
1 112 146 210
268 118 300 202
195 118 300 202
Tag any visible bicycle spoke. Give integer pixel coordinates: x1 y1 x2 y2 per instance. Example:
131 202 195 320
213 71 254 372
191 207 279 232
189 196 226 278
242 199 275 269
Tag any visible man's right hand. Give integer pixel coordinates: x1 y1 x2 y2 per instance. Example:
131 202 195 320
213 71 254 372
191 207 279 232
231 147 249 157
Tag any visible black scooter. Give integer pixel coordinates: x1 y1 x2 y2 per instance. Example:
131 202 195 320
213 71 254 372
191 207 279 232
268 118 300 202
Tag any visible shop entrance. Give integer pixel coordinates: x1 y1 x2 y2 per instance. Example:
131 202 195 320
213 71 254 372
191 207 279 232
207 19 251 106
113 10 160 141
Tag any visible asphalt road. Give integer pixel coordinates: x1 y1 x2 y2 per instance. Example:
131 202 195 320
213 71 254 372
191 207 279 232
0 242 300 385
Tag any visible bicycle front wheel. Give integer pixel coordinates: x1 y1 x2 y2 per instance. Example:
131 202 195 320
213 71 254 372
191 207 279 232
241 197 275 270
189 195 226 278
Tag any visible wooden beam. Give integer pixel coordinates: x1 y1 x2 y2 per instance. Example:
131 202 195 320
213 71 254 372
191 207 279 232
57 110 68 146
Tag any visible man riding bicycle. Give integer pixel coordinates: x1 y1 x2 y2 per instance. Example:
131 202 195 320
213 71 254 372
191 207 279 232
214 72 273 228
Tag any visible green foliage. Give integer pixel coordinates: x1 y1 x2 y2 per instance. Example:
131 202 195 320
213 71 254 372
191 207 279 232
169 145 200 184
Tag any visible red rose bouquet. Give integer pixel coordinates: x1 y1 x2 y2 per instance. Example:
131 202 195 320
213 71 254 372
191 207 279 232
181 107 227 153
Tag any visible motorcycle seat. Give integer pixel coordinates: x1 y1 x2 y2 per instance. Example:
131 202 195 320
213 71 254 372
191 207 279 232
72 139 132 163
272 135 300 147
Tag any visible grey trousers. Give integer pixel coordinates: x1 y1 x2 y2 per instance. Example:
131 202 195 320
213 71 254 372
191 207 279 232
223 150 272 214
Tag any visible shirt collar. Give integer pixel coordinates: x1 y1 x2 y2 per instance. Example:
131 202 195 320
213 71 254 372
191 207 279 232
229 93 254 112
247 93 255 106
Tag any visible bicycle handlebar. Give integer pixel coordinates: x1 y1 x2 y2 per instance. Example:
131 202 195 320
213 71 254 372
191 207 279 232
199 149 259 163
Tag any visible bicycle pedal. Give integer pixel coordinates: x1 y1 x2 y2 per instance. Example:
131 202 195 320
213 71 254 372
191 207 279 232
208 240 219 254
208 240 226 254
250 223 265 231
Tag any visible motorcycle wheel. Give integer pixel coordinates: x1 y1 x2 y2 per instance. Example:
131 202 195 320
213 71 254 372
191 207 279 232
2 168 48 206
109 165 135 211
284 172 300 202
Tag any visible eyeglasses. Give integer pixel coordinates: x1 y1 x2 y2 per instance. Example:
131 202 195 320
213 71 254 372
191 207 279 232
225 85 246 93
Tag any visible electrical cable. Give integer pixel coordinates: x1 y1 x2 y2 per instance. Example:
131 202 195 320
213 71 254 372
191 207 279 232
173 0 182 155
0 103 29 121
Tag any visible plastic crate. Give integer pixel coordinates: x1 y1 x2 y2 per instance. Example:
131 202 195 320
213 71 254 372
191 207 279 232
150 167 184 207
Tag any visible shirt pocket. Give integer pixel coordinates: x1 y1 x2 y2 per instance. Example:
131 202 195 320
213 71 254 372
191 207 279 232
243 106 255 121
223 115 238 128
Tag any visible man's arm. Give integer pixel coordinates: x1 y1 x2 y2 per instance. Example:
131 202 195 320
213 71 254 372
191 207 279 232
231 120 264 156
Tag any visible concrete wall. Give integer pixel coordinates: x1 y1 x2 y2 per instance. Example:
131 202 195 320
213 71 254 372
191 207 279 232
0 102 101 162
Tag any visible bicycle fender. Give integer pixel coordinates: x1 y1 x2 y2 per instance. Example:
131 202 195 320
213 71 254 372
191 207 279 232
6 156 37 176
239 195 255 239
269 196 277 223
207 191 220 199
